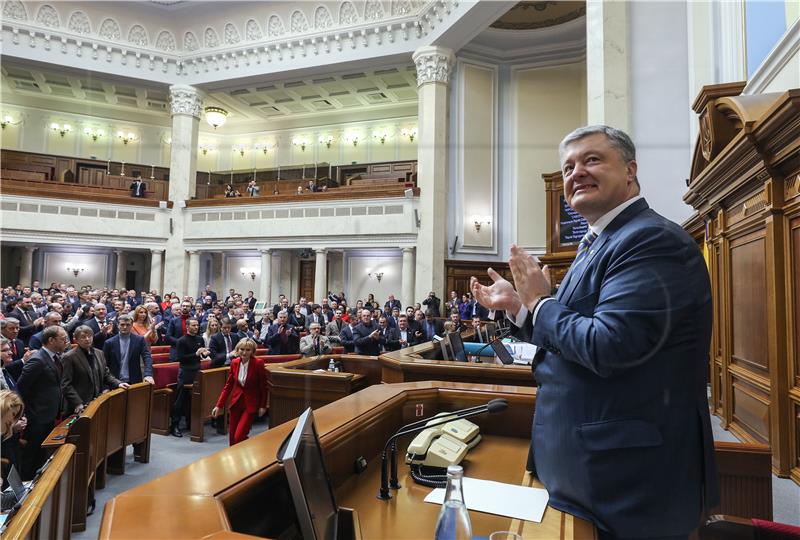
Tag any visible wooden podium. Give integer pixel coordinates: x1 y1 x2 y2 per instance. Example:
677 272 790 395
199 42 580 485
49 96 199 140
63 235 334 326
99 382 595 539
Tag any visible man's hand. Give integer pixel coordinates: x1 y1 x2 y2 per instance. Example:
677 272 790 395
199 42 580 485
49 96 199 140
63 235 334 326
74 404 85 414
103 323 114 334
371 330 380 340
144 376 155 384
119 382 130 389
34 317 45 327
471 268 522 314
22 349 36 362
508 244 552 311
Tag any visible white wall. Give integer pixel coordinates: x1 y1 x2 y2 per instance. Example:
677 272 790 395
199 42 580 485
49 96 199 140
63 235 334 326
41 251 109 288
345 252 403 306
224 255 261 299
630 1 693 225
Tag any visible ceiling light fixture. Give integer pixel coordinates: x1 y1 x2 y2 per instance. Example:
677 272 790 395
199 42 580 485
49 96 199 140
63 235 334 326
205 106 228 129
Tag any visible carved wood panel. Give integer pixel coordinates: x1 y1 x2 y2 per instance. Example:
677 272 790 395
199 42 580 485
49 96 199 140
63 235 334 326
729 233 769 374
731 375 771 444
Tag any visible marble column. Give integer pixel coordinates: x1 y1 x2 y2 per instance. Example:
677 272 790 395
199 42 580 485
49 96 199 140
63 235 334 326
313 248 328 304
186 250 201 301
163 85 202 296
149 249 164 294
19 246 36 287
401 247 416 310
259 249 272 305
412 46 454 302
586 0 630 132
114 250 127 290
212 252 225 300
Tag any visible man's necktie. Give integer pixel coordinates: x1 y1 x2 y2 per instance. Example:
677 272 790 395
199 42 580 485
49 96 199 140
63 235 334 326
54 353 63 376
224 334 231 354
575 231 598 265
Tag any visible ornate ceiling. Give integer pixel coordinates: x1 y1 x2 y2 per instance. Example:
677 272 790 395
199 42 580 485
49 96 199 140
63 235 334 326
491 1 585 30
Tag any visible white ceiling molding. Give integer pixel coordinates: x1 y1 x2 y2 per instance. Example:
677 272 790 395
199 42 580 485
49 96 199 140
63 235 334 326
743 16 800 95
1 1 478 86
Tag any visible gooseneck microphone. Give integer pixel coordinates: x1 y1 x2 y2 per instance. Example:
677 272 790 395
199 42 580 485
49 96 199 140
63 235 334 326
471 325 512 359
377 398 509 500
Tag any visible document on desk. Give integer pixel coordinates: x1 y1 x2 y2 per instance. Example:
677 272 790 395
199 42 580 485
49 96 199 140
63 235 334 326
424 477 549 522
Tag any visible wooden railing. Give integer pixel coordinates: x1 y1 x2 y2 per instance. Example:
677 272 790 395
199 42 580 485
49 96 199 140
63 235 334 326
0 444 76 540
187 184 418 207
0 177 172 208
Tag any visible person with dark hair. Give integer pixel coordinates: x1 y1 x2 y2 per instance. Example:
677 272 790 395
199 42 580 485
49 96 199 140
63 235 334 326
170 318 209 437
103 314 154 385
62 325 127 415
263 311 300 355
130 173 146 197
421 291 441 317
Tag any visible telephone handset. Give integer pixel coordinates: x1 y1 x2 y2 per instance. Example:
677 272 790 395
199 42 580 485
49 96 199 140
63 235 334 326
405 412 482 468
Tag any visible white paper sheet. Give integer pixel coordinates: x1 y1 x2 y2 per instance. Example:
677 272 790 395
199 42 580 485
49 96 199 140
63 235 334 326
423 477 549 523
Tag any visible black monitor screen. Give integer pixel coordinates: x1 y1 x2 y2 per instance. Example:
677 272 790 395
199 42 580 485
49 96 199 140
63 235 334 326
491 340 515 365
277 408 338 540
448 331 468 362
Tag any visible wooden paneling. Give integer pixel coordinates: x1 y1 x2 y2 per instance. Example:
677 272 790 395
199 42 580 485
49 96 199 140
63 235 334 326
712 441 773 520
684 85 800 480
299 260 315 302
729 232 768 374
445 259 512 299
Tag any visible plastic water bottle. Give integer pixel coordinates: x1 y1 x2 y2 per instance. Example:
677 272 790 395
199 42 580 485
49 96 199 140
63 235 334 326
328 359 335 372
434 465 472 540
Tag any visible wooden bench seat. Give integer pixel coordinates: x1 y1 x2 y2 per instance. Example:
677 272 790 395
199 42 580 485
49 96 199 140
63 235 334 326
1 168 48 182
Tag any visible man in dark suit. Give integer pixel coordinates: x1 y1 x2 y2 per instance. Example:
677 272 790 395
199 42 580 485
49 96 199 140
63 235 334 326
62 325 127 415
9 296 43 345
103 315 154 385
1 318 26 379
305 304 325 330
395 315 417 349
421 310 444 341
421 291 441 317
204 285 218 304
209 318 241 368
130 174 146 197
245 291 257 311
84 303 116 349
263 311 300 355
288 304 306 329
339 317 358 353
353 309 381 356
28 311 63 351
16 325 69 480
384 294 402 312
472 125 718 538
377 317 400 352
165 301 192 361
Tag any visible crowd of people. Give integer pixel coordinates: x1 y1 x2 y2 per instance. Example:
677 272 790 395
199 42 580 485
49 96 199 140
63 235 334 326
0 279 501 475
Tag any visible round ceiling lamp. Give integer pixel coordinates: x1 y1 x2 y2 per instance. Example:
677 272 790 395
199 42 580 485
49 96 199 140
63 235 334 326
204 106 228 129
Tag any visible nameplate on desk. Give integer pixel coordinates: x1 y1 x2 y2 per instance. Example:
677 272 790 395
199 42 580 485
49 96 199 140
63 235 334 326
424 477 549 523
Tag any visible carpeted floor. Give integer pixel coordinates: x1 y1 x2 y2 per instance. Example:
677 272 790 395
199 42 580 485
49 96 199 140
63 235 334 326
73 412 799 539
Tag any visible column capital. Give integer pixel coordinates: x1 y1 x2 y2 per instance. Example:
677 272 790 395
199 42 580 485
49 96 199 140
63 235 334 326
402 247 415 254
259 248 273 255
186 249 201 256
113 249 124 255
169 85 203 118
314 248 328 255
23 246 38 253
150 249 164 255
412 46 455 87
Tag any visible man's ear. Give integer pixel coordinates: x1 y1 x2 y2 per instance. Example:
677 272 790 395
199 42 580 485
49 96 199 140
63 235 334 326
626 160 638 185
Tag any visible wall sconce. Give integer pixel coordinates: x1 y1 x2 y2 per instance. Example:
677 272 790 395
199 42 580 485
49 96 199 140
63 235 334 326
83 127 105 141
368 271 384 282
65 263 87 277
292 137 309 151
401 127 418 142
255 142 272 154
240 267 258 280
117 131 137 144
199 144 215 156
344 134 360 147
319 135 334 148
232 145 247 157
1 114 21 129
161 135 172 146
205 106 228 129
372 130 390 144
471 215 492 232
51 123 72 137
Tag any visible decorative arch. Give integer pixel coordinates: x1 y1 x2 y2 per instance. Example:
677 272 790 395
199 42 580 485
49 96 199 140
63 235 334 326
128 24 149 47
339 1 359 25
224 22 241 44
204 27 219 48
290 10 309 33
98 18 122 40
155 30 177 51
183 31 199 51
392 0 419 16
67 10 91 34
314 6 333 29
364 0 385 21
245 19 263 41
267 15 285 37
2 0 28 21
35 4 60 28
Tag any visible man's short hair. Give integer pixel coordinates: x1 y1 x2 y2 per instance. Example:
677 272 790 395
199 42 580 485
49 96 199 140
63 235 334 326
73 325 94 339
559 125 640 186
220 317 232 326
117 314 133 323
0 318 20 329
41 325 62 344
44 311 61 324
277 310 288 317
309 322 321 330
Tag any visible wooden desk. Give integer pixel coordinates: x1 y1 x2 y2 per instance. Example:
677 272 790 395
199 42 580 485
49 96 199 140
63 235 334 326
100 382 594 539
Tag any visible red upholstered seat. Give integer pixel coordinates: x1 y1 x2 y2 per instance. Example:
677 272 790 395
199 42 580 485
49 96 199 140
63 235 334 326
152 353 171 364
152 362 179 389
150 345 170 355
331 346 344 354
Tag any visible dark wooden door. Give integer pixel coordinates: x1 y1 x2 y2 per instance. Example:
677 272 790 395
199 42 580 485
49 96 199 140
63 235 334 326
299 260 315 301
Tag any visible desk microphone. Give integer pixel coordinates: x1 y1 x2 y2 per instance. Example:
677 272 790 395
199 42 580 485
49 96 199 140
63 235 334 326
377 398 509 500
471 326 512 358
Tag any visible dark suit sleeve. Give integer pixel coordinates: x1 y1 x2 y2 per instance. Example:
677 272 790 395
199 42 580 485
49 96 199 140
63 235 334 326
353 326 374 349
532 226 703 377
166 319 181 347
99 351 123 389
60 353 83 412
339 328 354 349
209 334 223 365
16 355 45 399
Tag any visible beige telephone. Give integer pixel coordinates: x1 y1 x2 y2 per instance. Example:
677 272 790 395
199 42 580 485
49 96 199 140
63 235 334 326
405 413 482 468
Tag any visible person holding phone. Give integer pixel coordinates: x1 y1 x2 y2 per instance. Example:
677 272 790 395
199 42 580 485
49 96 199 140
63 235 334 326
211 338 266 446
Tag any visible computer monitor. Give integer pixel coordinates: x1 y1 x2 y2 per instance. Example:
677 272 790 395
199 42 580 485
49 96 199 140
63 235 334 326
484 322 497 342
434 334 450 360
490 340 515 365
448 331 468 362
277 408 339 540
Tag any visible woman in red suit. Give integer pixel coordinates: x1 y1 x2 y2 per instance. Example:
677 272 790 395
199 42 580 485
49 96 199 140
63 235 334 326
211 338 267 446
